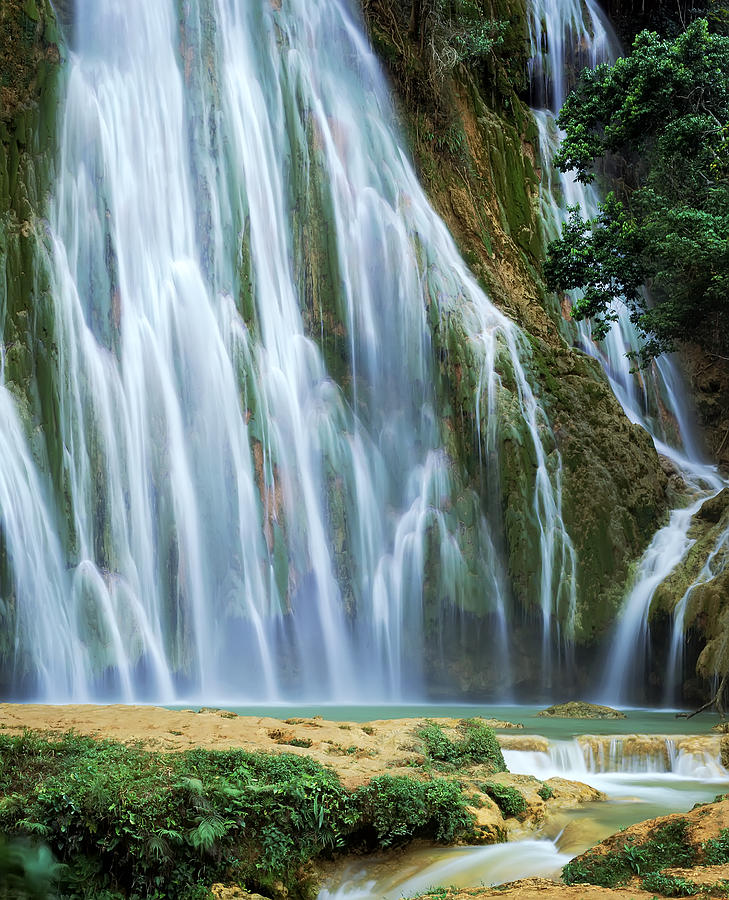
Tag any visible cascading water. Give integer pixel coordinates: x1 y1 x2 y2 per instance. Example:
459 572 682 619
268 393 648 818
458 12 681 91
528 0 727 703
504 735 729 780
0 0 577 701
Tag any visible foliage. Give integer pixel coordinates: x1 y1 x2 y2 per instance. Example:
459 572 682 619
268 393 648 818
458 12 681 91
420 0 507 80
0 731 475 899
703 827 729 864
354 775 475 846
363 0 519 130
544 20 729 364
562 819 696 887
478 782 527 819
537 783 553 801
641 871 701 896
417 719 506 771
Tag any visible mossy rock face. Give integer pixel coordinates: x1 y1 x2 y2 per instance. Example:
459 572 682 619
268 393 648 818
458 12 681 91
0 0 63 656
537 701 626 719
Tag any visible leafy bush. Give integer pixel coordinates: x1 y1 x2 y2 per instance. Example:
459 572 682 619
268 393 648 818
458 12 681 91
478 782 527 819
641 871 700 896
0 732 475 899
537 784 553 801
418 719 506 771
703 827 729 864
353 775 474 846
562 820 696 888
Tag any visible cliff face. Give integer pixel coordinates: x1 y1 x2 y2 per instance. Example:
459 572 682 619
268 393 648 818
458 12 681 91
362 2 668 660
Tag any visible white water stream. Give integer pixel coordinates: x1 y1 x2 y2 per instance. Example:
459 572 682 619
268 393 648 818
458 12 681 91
320 732 729 899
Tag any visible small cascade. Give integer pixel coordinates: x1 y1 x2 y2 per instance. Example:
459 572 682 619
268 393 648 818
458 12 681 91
0 0 577 700
503 735 729 780
527 0 727 703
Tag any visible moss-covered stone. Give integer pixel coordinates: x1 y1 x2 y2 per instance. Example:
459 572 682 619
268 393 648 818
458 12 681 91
537 701 626 719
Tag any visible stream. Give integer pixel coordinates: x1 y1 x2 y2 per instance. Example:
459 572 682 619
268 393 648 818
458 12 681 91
313 708 729 898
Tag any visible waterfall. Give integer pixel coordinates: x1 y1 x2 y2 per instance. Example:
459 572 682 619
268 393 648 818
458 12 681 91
528 0 727 703
504 735 729 779
0 0 577 701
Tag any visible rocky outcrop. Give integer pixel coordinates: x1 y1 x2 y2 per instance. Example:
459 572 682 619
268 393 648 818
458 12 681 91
683 344 729 472
537 701 626 719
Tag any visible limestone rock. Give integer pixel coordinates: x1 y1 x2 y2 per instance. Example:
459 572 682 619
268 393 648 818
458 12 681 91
537 701 626 719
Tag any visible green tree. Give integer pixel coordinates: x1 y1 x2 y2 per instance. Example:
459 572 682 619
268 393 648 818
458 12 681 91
544 19 729 365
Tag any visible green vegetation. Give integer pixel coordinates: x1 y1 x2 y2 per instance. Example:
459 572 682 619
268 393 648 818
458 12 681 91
562 819 696 887
562 821 729 894
702 827 729 864
407 0 507 79
478 782 527 819
417 719 507 771
355 775 474 846
0 732 475 899
641 871 702 896
537 783 553 801
545 20 729 365
641 872 729 896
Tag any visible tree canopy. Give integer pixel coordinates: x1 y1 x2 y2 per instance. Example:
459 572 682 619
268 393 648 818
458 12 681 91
544 19 729 364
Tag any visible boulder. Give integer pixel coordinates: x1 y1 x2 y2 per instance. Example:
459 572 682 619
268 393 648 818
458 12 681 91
537 701 626 719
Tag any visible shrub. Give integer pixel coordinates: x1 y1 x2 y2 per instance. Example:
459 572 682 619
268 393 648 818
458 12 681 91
352 775 474 846
418 719 506 771
478 782 527 819
703 827 729 864
641 871 700 896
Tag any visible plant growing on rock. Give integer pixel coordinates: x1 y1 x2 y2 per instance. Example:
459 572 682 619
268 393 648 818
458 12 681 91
478 782 527 819
417 719 506 771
